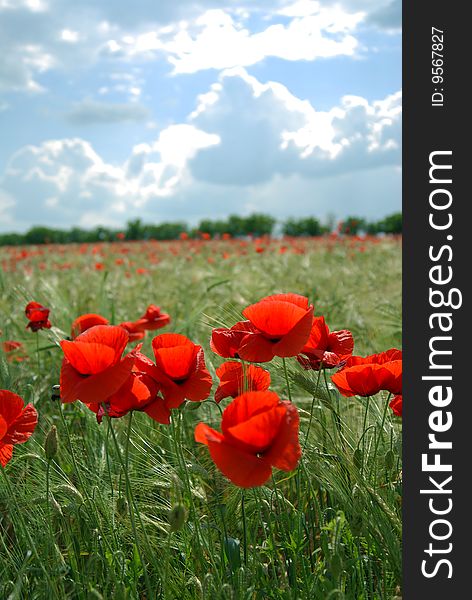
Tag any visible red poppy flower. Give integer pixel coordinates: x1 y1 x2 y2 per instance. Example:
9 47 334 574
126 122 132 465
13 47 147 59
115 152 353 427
0 390 38 467
297 316 354 370
25 301 51 331
133 305 171 332
210 321 257 359
71 313 110 339
215 361 271 403
60 325 138 405
86 354 171 424
147 333 213 409
331 349 402 398
389 394 402 417
211 294 313 363
119 321 146 341
195 391 301 488
2 341 28 363
344 348 402 367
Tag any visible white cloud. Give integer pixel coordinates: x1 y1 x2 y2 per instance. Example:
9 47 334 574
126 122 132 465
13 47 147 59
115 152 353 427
106 6 364 73
0 0 398 98
60 28 79 43
0 69 400 231
188 69 401 184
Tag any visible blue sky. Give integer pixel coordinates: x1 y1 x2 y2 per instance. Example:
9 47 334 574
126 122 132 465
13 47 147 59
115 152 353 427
0 0 401 232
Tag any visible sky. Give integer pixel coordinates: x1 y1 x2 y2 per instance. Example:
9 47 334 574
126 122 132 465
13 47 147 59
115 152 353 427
0 0 401 232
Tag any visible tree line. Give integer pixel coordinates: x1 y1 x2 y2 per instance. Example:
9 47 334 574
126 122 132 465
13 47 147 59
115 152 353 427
0 212 401 246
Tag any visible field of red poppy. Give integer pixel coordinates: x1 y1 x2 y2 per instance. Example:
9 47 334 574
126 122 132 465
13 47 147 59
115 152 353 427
0 235 402 600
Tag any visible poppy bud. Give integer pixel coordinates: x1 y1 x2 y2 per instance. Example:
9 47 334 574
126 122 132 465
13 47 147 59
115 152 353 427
353 448 363 470
330 553 343 580
385 449 395 470
223 536 241 570
352 484 364 515
44 425 58 460
116 496 128 517
168 503 187 532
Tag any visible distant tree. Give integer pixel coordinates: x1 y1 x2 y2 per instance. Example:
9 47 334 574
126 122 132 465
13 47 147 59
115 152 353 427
283 217 326 237
376 212 402 234
339 216 367 235
145 222 188 240
24 227 60 245
226 215 245 237
242 214 276 236
126 219 145 240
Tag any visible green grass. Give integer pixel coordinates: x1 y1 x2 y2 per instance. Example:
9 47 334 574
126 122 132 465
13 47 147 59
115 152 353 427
0 237 402 599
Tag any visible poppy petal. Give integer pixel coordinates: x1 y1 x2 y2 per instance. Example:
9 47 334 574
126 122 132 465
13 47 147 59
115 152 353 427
260 293 310 310
0 390 24 425
60 351 136 404
302 316 329 353
327 329 354 359
243 301 307 337
205 436 273 488
0 443 13 467
0 415 7 440
2 404 38 444
272 306 314 357
75 325 129 359
226 404 286 454
222 391 280 432
179 368 213 402
143 397 171 424
154 345 197 380
71 313 109 339
238 333 275 363
390 394 402 417
60 341 117 374
263 402 301 471
152 333 193 352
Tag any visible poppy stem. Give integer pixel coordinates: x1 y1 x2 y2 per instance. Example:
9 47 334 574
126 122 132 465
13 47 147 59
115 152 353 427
35 332 41 375
241 489 248 566
123 411 133 495
323 369 345 451
0 464 54 591
58 406 122 567
282 357 292 403
106 416 154 598
370 393 392 482
361 396 370 476
303 368 323 452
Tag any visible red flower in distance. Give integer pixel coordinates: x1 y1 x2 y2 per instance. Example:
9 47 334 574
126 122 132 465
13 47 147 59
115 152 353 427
60 325 138 405
215 361 270 403
331 349 402 398
195 391 301 488
2 341 28 363
0 390 38 467
25 301 51 331
148 333 213 409
298 316 354 370
119 321 146 341
134 305 171 332
71 313 110 339
389 394 402 417
211 294 313 363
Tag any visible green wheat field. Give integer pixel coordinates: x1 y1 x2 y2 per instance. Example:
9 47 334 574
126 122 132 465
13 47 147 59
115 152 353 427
0 235 402 600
